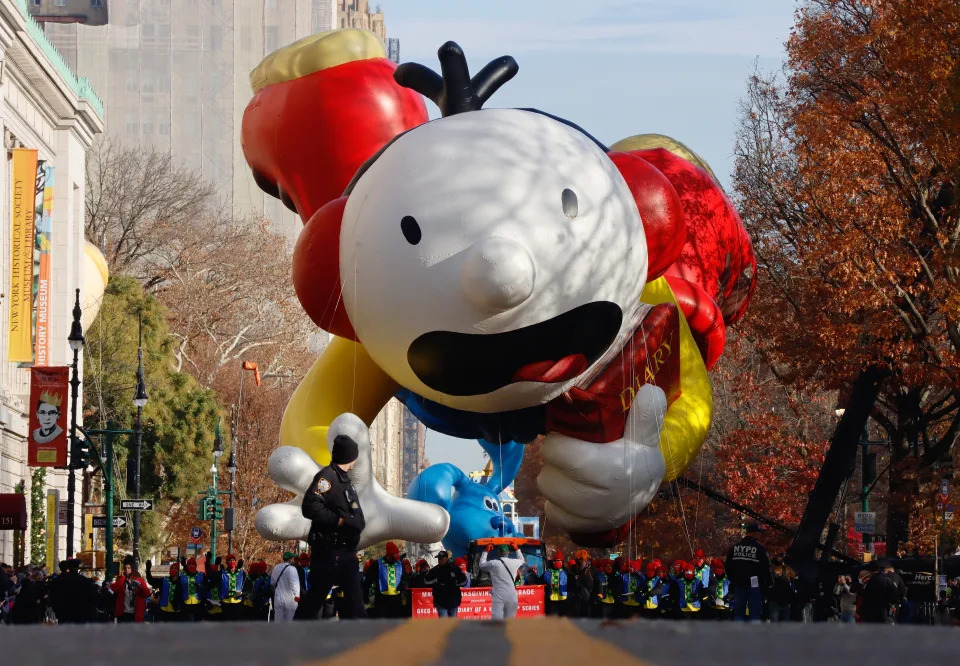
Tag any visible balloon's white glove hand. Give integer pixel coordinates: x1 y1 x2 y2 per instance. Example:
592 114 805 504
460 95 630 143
537 384 667 532
255 413 449 549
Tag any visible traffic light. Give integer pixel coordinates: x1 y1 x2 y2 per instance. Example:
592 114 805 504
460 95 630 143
71 438 94 469
214 497 224 520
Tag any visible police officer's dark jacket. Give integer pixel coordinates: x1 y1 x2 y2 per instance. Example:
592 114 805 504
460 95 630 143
724 536 773 588
302 464 365 551
425 561 468 608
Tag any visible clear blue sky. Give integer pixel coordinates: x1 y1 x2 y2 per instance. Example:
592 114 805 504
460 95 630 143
380 0 797 473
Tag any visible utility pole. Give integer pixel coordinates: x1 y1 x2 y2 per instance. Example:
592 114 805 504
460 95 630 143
84 422 134 579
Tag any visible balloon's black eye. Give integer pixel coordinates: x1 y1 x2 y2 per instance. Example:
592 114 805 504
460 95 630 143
561 188 578 219
401 215 422 245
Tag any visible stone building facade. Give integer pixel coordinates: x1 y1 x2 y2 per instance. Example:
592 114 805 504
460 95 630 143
0 0 102 565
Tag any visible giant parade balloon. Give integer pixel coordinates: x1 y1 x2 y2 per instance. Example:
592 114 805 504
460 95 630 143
242 29 756 548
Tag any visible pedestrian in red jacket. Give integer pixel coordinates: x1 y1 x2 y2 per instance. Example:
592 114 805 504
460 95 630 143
111 556 151 623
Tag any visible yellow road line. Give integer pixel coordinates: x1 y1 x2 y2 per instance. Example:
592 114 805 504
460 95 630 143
305 620 460 666
506 618 651 666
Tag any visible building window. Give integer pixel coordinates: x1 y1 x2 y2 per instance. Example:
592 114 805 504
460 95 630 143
56 0 67 7
91 0 103 7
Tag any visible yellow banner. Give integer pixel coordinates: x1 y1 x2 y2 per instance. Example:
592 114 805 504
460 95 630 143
84 513 94 551
9 148 38 362
45 490 58 572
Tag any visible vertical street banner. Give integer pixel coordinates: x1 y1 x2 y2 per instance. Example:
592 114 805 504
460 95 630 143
45 488 59 573
28 366 69 467
34 164 55 366
8 148 38 362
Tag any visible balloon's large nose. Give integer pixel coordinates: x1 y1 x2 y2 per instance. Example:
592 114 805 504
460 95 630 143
461 237 536 312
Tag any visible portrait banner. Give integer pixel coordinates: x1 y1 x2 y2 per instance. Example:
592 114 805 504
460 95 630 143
8 148 38 362
28 366 69 467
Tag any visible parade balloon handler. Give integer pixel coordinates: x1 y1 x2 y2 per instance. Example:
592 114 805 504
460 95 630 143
145 560 181 622
246 30 754 555
363 542 406 619
178 557 206 622
203 553 224 621
270 552 301 622
480 543 525 620
299 433 367 619
218 554 246 622
542 550 568 616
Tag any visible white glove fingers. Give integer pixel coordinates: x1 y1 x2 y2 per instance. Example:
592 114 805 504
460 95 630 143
255 500 310 541
538 466 611 511
625 384 667 447
268 446 321 494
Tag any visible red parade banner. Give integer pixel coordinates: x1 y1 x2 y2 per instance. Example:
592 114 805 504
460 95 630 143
411 585 545 619
28 366 69 467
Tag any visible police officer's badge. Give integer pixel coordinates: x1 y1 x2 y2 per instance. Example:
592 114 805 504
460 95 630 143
317 478 332 493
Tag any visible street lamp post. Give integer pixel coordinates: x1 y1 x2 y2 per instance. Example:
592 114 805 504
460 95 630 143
227 448 237 555
211 423 223 561
66 288 85 557
131 314 148 565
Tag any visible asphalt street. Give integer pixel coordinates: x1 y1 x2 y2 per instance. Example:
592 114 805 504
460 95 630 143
2 618 959 665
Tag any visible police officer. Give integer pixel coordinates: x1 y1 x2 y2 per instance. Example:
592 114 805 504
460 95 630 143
298 433 366 619
725 523 773 621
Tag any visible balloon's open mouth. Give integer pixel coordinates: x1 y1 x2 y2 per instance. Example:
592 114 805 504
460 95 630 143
407 302 623 396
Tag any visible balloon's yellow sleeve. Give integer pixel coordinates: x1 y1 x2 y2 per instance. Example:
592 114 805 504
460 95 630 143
280 336 399 465
640 277 714 480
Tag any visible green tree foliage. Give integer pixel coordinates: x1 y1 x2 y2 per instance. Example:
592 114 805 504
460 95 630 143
30 468 46 565
83 276 224 556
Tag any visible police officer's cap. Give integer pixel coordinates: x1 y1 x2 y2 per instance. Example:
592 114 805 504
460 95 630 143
332 434 359 465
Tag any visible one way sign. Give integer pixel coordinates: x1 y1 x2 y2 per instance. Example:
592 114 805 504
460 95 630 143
120 499 154 511
92 516 127 529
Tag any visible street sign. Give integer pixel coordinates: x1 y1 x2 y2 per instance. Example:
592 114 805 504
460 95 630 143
58 501 68 526
186 543 203 554
169 546 181 560
854 511 876 534
946 511 955 522
942 478 951 496
120 499 154 511
190 527 202 543
91 515 127 529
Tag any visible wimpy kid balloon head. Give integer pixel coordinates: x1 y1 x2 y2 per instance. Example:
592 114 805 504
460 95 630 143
294 42 651 414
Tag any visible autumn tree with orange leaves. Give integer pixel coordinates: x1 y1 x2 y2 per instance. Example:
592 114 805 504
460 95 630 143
734 0 960 554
